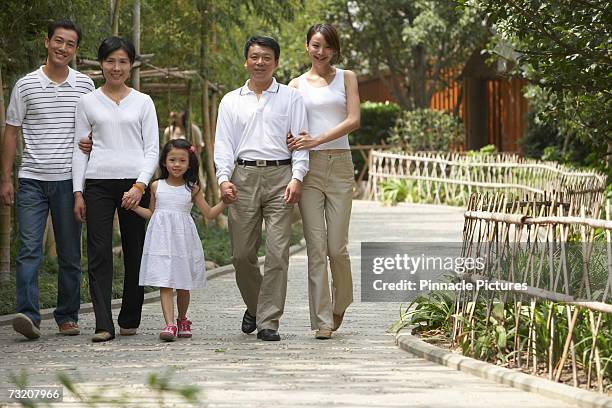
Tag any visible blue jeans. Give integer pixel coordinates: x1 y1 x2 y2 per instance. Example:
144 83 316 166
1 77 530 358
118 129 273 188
16 178 82 326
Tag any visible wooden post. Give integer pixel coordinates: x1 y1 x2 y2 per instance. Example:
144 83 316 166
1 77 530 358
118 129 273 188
198 0 220 214
131 0 141 90
0 66 10 283
185 80 192 142
210 91 218 138
112 0 121 36
465 77 488 150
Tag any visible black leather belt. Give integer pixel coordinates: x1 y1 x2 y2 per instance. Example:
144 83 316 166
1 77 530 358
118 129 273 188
237 158 291 166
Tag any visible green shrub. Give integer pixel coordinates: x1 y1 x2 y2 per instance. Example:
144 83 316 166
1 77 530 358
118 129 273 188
349 101 401 179
350 101 401 146
380 179 410 205
389 108 465 152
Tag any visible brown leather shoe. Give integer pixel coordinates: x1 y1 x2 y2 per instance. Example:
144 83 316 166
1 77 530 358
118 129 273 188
91 331 114 342
332 312 345 331
58 321 80 336
119 327 137 336
315 329 332 340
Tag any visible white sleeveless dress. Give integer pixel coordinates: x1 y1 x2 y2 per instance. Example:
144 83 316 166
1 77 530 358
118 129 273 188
139 179 206 290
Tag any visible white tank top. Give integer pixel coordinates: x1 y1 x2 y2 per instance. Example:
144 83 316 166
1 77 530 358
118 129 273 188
298 68 350 150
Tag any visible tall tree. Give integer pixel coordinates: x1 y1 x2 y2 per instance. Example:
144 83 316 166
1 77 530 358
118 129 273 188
464 0 611 148
326 0 485 110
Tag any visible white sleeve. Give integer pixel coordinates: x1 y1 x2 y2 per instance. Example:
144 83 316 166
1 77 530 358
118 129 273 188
136 96 160 186
213 96 236 185
289 92 309 181
72 97 91 192
6 82 25 127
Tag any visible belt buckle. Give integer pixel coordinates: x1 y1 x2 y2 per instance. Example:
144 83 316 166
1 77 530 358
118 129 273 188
256 159 267 167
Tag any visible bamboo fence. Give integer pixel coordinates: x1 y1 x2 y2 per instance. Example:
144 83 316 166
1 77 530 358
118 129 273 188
457 192 611 392
368 150 610 391
366 150 606 215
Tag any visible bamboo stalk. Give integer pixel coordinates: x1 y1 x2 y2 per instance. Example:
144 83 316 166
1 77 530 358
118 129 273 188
553 305 579 382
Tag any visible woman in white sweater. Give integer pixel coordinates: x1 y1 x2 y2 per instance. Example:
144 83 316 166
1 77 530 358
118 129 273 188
287 24 360 340
72 37 159 342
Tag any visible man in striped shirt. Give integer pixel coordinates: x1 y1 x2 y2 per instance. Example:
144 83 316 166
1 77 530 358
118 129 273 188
0 20 94 340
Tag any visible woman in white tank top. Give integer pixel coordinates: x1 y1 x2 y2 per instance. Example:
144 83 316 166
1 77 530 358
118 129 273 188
287 23 361 340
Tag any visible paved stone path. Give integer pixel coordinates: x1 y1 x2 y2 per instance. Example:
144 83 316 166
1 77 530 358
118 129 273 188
0 201 576 407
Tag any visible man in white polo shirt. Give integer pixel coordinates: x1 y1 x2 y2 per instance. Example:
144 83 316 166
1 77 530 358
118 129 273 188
0 20 94 339
214 36 308 341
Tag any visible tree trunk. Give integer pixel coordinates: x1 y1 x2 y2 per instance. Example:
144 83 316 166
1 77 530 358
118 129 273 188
112 0 121 36
131 0 140 90
465 77 488 150
210 92 218 137
43 215 57 258
411 45 428 109
0 66 10 283
198 0 221 228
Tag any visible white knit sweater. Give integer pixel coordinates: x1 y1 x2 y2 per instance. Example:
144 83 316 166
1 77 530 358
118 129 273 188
72 88 159 192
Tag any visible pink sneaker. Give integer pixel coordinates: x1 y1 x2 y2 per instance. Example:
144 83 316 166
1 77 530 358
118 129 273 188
159 324 177 342
177 318 192 338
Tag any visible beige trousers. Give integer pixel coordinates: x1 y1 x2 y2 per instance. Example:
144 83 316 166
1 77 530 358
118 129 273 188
299 150 354 330
228 165 294 331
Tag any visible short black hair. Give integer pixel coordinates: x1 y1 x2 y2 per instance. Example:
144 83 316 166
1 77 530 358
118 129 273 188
47 19 82 46
243 36 280 61
97 36 136 64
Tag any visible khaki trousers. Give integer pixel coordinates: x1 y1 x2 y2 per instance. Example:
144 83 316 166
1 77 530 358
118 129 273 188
299 150 354 330
228 165 294 331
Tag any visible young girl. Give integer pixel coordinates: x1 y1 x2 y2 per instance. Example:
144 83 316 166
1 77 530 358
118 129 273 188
132 139 226 341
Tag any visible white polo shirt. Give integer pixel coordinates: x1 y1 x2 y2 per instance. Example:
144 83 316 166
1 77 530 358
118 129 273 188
6 66 95 181
214 78 309 184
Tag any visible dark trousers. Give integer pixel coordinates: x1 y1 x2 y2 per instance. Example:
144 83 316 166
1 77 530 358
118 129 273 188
84 179 149 335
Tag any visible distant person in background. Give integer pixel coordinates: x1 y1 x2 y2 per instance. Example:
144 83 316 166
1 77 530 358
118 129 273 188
72 36 159 342
164 111 204 154
1 19 94 340
287 23 360 340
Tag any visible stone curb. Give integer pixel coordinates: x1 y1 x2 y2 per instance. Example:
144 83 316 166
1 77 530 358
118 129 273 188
0 241 306 327
396 330 612 408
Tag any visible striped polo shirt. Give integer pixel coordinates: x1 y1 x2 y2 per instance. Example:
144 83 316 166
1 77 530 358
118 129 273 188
6 66 95 181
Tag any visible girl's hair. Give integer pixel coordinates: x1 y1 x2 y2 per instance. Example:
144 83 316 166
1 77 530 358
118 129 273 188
158 139 199 191
97 36 136 64
306 23 342 64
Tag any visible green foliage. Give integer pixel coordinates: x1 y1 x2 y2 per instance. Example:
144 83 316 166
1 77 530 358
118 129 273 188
389 108 465 151
520 107 563 160
380 179 410 206
326 0 485 109
0 1 107 84
349 101 401 178
519 86 608 175
350 101 401 146
463 0 611 148
397 294 612 387
465 144 496 159
397 291 455 334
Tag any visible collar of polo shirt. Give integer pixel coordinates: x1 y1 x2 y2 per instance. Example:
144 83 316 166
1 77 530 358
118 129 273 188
239 77 280 96
37 65 78 89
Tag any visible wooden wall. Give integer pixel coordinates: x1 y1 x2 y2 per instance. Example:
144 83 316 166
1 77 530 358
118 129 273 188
358 73 528 152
